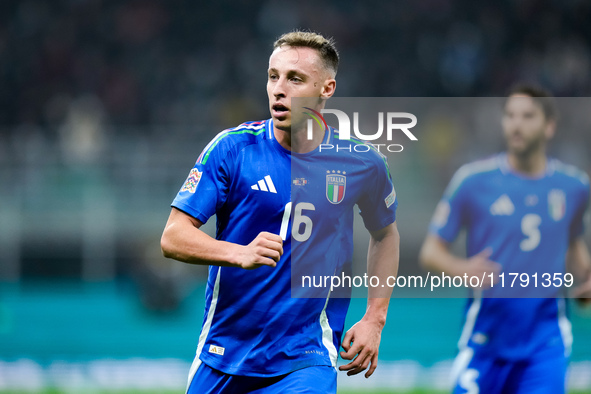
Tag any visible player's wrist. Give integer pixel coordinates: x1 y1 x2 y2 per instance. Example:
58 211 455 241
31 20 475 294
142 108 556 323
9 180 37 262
363 301 389 328
362 313 387 329
443 260 471 278
221 241 245 268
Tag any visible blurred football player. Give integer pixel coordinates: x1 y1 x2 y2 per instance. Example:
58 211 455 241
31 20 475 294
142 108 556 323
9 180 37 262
420 85 591 394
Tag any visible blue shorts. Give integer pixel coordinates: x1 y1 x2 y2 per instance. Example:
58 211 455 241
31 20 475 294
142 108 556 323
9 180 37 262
187 361 337 394
451 344 567 394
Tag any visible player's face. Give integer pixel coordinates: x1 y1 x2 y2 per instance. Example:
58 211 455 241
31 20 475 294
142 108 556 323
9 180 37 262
502 95 554 157
267 46 335 132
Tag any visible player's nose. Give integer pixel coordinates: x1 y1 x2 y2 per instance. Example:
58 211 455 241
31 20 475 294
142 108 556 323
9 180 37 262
272 76 287 98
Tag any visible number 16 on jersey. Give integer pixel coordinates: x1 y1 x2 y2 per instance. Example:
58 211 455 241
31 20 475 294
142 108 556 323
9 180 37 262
280 202 315 242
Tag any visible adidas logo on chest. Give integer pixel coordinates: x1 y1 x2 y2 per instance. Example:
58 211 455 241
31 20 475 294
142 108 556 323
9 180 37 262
251 175 277 193
490 194 515 216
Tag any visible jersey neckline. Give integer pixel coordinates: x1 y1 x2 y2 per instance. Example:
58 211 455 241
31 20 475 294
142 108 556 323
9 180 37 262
498 152 555 180
268 119 332 157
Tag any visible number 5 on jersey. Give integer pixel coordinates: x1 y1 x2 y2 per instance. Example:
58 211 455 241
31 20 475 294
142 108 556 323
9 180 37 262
520 213 541 252
280 202 315 242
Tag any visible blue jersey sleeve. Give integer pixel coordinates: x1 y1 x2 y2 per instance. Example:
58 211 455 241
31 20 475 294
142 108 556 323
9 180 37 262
570 175 590 240
171 133 232 224
357 152 397 231
429 166 470 243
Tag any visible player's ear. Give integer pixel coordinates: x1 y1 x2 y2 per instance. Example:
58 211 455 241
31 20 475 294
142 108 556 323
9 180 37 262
321 78 336 99
545 119 556 140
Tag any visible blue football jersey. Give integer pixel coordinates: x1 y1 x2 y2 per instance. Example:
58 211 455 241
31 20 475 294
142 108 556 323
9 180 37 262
429 153 590 359
172 119 397 377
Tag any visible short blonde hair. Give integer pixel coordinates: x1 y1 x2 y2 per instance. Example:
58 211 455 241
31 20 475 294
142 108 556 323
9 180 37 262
273 30 339 76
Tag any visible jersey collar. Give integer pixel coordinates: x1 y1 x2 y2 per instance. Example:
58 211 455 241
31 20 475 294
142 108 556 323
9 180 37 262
267 119 331 154
499 152 555 179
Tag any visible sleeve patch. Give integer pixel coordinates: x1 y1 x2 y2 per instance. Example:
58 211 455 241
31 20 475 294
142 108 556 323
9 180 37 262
180 168 203 193
385 187 397 208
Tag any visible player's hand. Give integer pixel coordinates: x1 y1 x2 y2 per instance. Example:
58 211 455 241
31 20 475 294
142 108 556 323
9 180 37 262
572 277 591 307
339 318 382 378
464 248 501 289
237 232 283 270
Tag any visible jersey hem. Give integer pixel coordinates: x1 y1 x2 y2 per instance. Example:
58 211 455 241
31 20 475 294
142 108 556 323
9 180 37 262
171 201 210 225
363 214 397 232
429 228 455 244
198 355 334 378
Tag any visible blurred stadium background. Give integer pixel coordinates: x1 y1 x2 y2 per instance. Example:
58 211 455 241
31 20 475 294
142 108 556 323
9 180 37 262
1 0 591 392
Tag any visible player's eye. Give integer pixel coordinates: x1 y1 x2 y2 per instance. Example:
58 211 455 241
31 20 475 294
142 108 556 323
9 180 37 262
290 76 302 83
269 74 278 81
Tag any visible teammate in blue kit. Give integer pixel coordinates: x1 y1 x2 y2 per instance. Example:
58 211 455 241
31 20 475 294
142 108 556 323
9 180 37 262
160 31 400 393
420 85 591 393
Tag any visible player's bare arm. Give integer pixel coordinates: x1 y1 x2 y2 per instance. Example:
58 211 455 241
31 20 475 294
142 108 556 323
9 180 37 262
420 234 501 288
161 208 283 269
567 237 591 303
339 222 399 378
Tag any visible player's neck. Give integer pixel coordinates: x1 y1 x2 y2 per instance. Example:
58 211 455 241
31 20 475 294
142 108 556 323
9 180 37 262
274 124 325 153
507 150 547 176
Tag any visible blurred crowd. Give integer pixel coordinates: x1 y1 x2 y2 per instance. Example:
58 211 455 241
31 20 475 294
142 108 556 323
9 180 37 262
1 0 591 132
1 0 591 284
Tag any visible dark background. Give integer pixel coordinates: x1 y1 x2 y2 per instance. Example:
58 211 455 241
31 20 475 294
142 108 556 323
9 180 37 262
2 0 591 281
1 1 590 392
